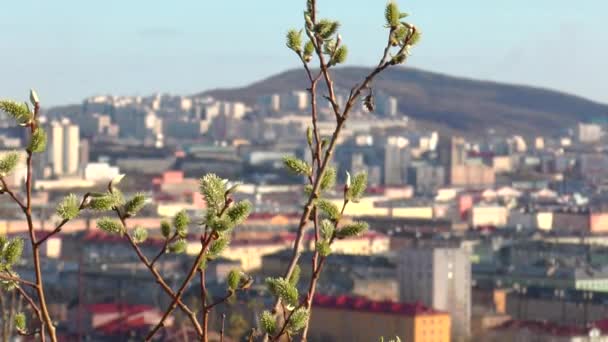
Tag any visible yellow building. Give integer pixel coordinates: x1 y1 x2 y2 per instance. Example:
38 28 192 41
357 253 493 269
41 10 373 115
309 295 451 342
187 231 390 272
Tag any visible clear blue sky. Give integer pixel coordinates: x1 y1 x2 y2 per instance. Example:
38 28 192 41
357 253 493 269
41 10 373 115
0 0 606 106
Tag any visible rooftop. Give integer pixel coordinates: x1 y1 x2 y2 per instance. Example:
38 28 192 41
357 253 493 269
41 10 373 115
312 294 446 317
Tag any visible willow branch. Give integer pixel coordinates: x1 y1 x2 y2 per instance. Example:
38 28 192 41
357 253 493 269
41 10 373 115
0 273 37 289
146 233 214 341
0 178 26 210
36 193 91 246
150 232 178 267
112 208 203 338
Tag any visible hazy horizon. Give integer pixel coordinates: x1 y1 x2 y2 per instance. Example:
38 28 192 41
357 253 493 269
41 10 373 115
1 0 606 106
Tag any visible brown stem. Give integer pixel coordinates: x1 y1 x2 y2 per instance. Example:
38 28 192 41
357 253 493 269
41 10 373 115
271 5 399 326
111 208 204 338
220 313 226 342
0 273 37 288
200 269 208 342
20 104 57 342
271 308 297 342
0 178 26 210
0 293 6 342
150 233 178 267
146 234 214 340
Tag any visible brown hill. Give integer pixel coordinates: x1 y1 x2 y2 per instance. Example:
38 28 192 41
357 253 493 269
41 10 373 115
201 66 608 136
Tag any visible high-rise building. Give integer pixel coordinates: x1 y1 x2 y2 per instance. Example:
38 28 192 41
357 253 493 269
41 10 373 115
285 91 309 112
384 136 410 185
257 94 281 113
63 123 80 174
46 120 81 177
438 136 467 182
48 121 64 176
376 95 399 116
407 162 445 195
578 122 603 143
397 246 471 340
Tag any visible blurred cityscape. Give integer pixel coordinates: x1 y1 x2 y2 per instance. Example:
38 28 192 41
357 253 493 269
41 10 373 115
3 84 608 341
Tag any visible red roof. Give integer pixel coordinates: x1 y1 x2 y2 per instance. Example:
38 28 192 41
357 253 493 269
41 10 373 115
82 231 165 247
85 303 154 315
85 303 163 334
312 294 446 317
495 319 608 337
247 212 301 220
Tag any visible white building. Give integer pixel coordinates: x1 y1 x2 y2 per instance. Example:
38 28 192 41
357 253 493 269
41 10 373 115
47 120 80 176
578 122 603 143
397 246 471 339
84 162 121 183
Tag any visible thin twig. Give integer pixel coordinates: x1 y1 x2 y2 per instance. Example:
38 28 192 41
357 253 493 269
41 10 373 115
0 273 37 289
36 193 91 246
220 313 226 342
111 208 204 338
150 232 178 267
146 234 214 340
0 178 26 210
146 199 231 340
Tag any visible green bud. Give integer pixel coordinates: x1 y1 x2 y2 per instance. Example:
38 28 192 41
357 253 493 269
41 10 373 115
168 238 187 254
208 236 229 258
287 307 309 334
265 277 299 308
227 269 241 291
173 210 190 238
336 221 369 239
315 19 340 39
132 226 148 244
14 312 26 331
0 152 20 177
320 167 336 191
3 238 24 264
96 217 124 236
260 311 277 335
28 127 47 153
124 193 146 217
0 100 32 124
288 264 301 286
303 41 315 62
286 29 303 53
226 200 252 226
306 126 314 147
29 89 40 105
56 194 80 220
283 156 312 176
160 220 171 238
320 219 335 241
330 45 348 66
345 171 367 203
316 240 331 257
199 173 226 212
316 199 341 221
408 29 422 46
88 193 118 211
385 1 401 28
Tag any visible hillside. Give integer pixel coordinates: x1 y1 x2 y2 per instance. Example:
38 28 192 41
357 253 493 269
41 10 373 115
201 67 608 136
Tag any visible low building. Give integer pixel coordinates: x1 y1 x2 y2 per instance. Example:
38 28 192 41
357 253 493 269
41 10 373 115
471 205 509 228
489 320 608 342
309 295 451 342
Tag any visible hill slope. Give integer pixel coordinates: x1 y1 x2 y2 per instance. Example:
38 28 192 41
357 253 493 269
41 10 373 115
201 67 608 136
